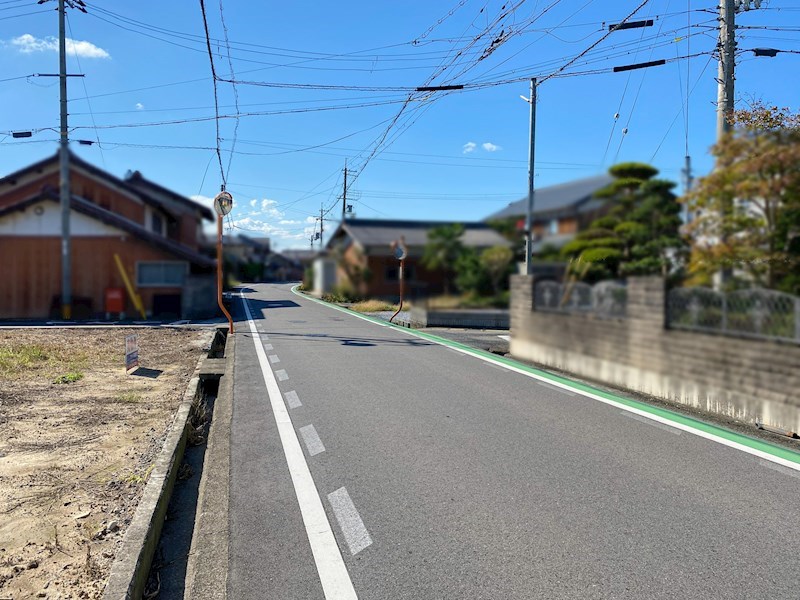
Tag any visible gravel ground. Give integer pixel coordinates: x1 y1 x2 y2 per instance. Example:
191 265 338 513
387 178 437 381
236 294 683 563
0 328 209 600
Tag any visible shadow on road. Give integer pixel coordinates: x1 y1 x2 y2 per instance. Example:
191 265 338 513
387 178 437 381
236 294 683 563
267 331 434 348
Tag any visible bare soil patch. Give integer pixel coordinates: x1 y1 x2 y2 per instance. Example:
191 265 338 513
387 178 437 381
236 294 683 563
0 328 209 600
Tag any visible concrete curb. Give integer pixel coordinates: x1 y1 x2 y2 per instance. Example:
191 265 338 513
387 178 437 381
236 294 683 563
102 331 215 600
184 331 235 600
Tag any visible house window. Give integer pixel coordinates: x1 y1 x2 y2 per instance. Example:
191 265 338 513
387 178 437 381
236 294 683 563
549 219 559 235
151 212 164 235
136 261 188 287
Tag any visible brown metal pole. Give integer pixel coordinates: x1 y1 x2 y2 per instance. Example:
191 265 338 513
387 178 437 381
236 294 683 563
217 214 234 333
390 257 404 324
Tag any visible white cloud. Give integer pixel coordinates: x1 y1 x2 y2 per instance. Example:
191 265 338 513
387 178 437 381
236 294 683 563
279 219 300 225
462 141 477 154
482 142 501 152
10 34 110 58
135 102 144 110
249 199 258 208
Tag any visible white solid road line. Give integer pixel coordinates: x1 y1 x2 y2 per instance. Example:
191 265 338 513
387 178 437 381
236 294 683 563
300 424 326 456
275 369 289 381
241 295 359 600
620 411 681 436
536 380 576 397
269 354 281 364
328 487 373 556
285 390 302 409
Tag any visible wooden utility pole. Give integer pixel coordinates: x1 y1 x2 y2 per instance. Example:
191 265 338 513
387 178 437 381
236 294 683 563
58 0 71 319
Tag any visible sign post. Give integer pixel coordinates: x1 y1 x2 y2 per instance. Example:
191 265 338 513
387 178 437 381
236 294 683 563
125 334 139 372
213 190 235 334
389 237 408 324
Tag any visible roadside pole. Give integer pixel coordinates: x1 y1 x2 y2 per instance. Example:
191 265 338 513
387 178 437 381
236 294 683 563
58 0 71 319
214 191 235 333
522 78 537 275
390 237 408 324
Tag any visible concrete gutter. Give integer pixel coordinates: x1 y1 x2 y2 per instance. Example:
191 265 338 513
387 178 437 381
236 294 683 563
184 332 235 600
410 306 509 329
102 329 220 600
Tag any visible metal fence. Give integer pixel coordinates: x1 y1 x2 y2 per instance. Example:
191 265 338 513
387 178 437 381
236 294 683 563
667 287 800 344
534 280 627 317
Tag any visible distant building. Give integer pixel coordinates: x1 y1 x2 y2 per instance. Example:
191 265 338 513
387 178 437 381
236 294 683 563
325 218 510 298
486 174 613 254
0 152 215 320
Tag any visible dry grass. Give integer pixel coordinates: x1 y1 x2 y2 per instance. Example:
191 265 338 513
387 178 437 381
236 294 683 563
349 299 409 313
0 337 109 381
426 295 464 309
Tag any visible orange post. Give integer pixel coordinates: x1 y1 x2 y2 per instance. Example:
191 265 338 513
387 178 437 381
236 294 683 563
390 257 404 324
217 214 235 333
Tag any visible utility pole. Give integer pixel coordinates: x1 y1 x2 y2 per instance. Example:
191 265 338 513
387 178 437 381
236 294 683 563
716 0 736 142
58 0 71 319
319 205 324 248
521 78 537 276
681 155 694 222
341 160 348 219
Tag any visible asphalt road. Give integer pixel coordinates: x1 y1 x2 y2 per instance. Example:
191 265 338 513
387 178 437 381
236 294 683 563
227 282 800 600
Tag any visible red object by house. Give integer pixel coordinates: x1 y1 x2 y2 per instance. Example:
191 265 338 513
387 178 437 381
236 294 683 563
105 288 125 314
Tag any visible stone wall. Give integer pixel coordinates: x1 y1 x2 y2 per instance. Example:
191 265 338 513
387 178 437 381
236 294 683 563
510 275 800 433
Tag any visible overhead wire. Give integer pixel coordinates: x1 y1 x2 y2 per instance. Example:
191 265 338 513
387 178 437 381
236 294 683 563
65 11 105 167
613 0 673 164
197 0 226 189
217 0 239 181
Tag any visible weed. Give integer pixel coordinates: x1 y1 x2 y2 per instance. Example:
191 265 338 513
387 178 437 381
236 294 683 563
115 391 142 403
350 299 399 313
53 371 84 384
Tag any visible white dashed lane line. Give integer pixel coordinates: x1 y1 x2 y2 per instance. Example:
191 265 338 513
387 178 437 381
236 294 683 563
241 294 358 599
299 424 326 457
284 390 302 409
269 354 281 364
263 343 274 350
328 487 373 556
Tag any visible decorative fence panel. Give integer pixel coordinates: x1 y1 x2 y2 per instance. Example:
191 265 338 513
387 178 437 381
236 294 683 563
667 287 800 344
534 280 627 317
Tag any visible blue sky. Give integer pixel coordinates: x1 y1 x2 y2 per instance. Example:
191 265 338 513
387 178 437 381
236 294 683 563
1 0 798 250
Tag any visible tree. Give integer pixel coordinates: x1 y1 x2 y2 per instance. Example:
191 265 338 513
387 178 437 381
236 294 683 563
454 248 491 297
480 246 514 295
423 223 465 295
683 102 800 293
561 162 685 281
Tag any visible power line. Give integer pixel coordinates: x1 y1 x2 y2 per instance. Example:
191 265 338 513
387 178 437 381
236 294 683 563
198 0 225 188
218 0 239 181
65 12 105 167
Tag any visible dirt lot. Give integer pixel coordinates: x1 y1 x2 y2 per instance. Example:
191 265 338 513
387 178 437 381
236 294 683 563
0 327 210 600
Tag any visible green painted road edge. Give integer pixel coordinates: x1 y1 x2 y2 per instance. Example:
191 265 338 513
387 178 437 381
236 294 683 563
290 286 800 468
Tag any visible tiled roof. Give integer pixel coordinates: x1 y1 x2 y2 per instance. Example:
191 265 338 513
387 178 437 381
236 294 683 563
486 175 613 220
329 218 510 251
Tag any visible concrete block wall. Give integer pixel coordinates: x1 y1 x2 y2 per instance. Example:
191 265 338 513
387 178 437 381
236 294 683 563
510 275 800 433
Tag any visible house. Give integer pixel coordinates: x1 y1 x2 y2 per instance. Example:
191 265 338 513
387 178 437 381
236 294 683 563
263 252 304 282
0 152 216 320
200 232 271 281
324 218 511 298
486 174 613 254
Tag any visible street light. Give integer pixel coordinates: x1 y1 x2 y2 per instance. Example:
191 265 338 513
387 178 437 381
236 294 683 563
213 190 235 333
520 78 537 276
